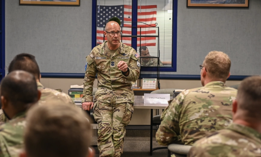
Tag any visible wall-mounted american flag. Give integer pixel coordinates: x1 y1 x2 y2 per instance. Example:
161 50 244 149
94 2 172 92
96 5 157 47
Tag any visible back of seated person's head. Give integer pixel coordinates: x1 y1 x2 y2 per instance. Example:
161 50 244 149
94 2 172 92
0 70 39 117
22 102 93 157
203 51 231 82
8 53 40 80
235 76 261 119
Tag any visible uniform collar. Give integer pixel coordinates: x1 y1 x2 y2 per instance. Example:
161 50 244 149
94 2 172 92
204 81 225 88
100 41 126 55
12 111 26 120
228 123 261 140
37 81 44 90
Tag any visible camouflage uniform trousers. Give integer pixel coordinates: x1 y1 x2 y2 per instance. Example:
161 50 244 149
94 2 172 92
93 99 134 157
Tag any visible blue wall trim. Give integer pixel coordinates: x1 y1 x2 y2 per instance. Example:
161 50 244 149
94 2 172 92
92 0 97 48
41 73 250 80
132 0 137 50
0 0 5 80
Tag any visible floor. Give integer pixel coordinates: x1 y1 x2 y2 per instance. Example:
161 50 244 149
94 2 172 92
91 129 169 157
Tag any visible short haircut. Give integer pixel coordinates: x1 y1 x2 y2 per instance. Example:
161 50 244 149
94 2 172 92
236 76 261 118
0 70 38 111
8 53 40 80
139 46 148 52
203 51 231 81
108 17 121 26
24 103 92 157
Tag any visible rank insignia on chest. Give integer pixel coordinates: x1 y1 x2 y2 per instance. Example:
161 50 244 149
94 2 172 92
111 61 115 67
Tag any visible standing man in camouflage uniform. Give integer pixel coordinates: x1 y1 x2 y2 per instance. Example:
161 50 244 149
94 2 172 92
189 76 261 157
156 51 237 146
0 53 74 123
82 18 140 157
140 46 163 66
0 70 40 157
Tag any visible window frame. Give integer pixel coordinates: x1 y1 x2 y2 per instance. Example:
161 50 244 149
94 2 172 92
0 0 5 82
91 0 178 74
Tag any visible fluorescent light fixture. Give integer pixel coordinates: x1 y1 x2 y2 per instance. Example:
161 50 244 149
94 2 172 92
167 10 172 13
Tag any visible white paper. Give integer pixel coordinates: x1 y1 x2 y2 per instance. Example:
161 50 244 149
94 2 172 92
144 94 170 106
70 85 83 88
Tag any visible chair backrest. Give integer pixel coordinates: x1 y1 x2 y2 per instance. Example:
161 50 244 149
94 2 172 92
168 144 192 157
150 88 185 98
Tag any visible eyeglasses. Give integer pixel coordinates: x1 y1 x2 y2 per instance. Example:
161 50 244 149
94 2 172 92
199 65 207 72
106 31 122 36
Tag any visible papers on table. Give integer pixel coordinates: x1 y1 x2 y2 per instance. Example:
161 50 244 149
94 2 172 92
144 94 170 106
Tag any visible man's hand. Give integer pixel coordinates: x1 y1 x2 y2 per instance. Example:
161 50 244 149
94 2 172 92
117 61 128 72
82 102 94 111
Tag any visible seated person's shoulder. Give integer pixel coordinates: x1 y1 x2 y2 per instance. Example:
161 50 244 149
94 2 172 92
0 115 26 132
169 89 192 105
194 129 238 146
39 88 74 105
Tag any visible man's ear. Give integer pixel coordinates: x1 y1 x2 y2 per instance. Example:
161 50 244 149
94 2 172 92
232 100 238 115
104 31 107 37
202 67 207 77
37 90 41 101
39 74 41 81
19 150 27 157
227 72 231 79
1 96 8 110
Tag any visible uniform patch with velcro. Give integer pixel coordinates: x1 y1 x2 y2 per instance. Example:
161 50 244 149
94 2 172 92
95 57 107 59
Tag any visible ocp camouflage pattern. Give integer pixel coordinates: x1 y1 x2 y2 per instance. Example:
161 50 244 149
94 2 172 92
188 123 261 157
37 82 74 105
156 81 237 145
0 112 26 157
83 41 140 104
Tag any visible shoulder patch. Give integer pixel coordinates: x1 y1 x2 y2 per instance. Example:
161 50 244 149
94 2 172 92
86 55 94 65
135 53 140 59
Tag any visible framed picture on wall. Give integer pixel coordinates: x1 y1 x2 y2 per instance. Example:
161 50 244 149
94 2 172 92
20 0 80 6
187 0 249 7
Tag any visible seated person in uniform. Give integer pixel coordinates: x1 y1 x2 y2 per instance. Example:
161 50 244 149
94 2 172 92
0 53 74 123
20 101 94 157
188 76 261 157
139 46 163 66
8 53 74 105
156 51 237 146
0 70 40 157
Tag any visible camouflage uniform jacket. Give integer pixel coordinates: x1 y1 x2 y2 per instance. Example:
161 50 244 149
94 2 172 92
37 82 74 105
0 82 74 124
188 123 261 157
156 81 237 146
83 41 140 104
0 112 26 157
140 57 163 66
0 110 7 125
